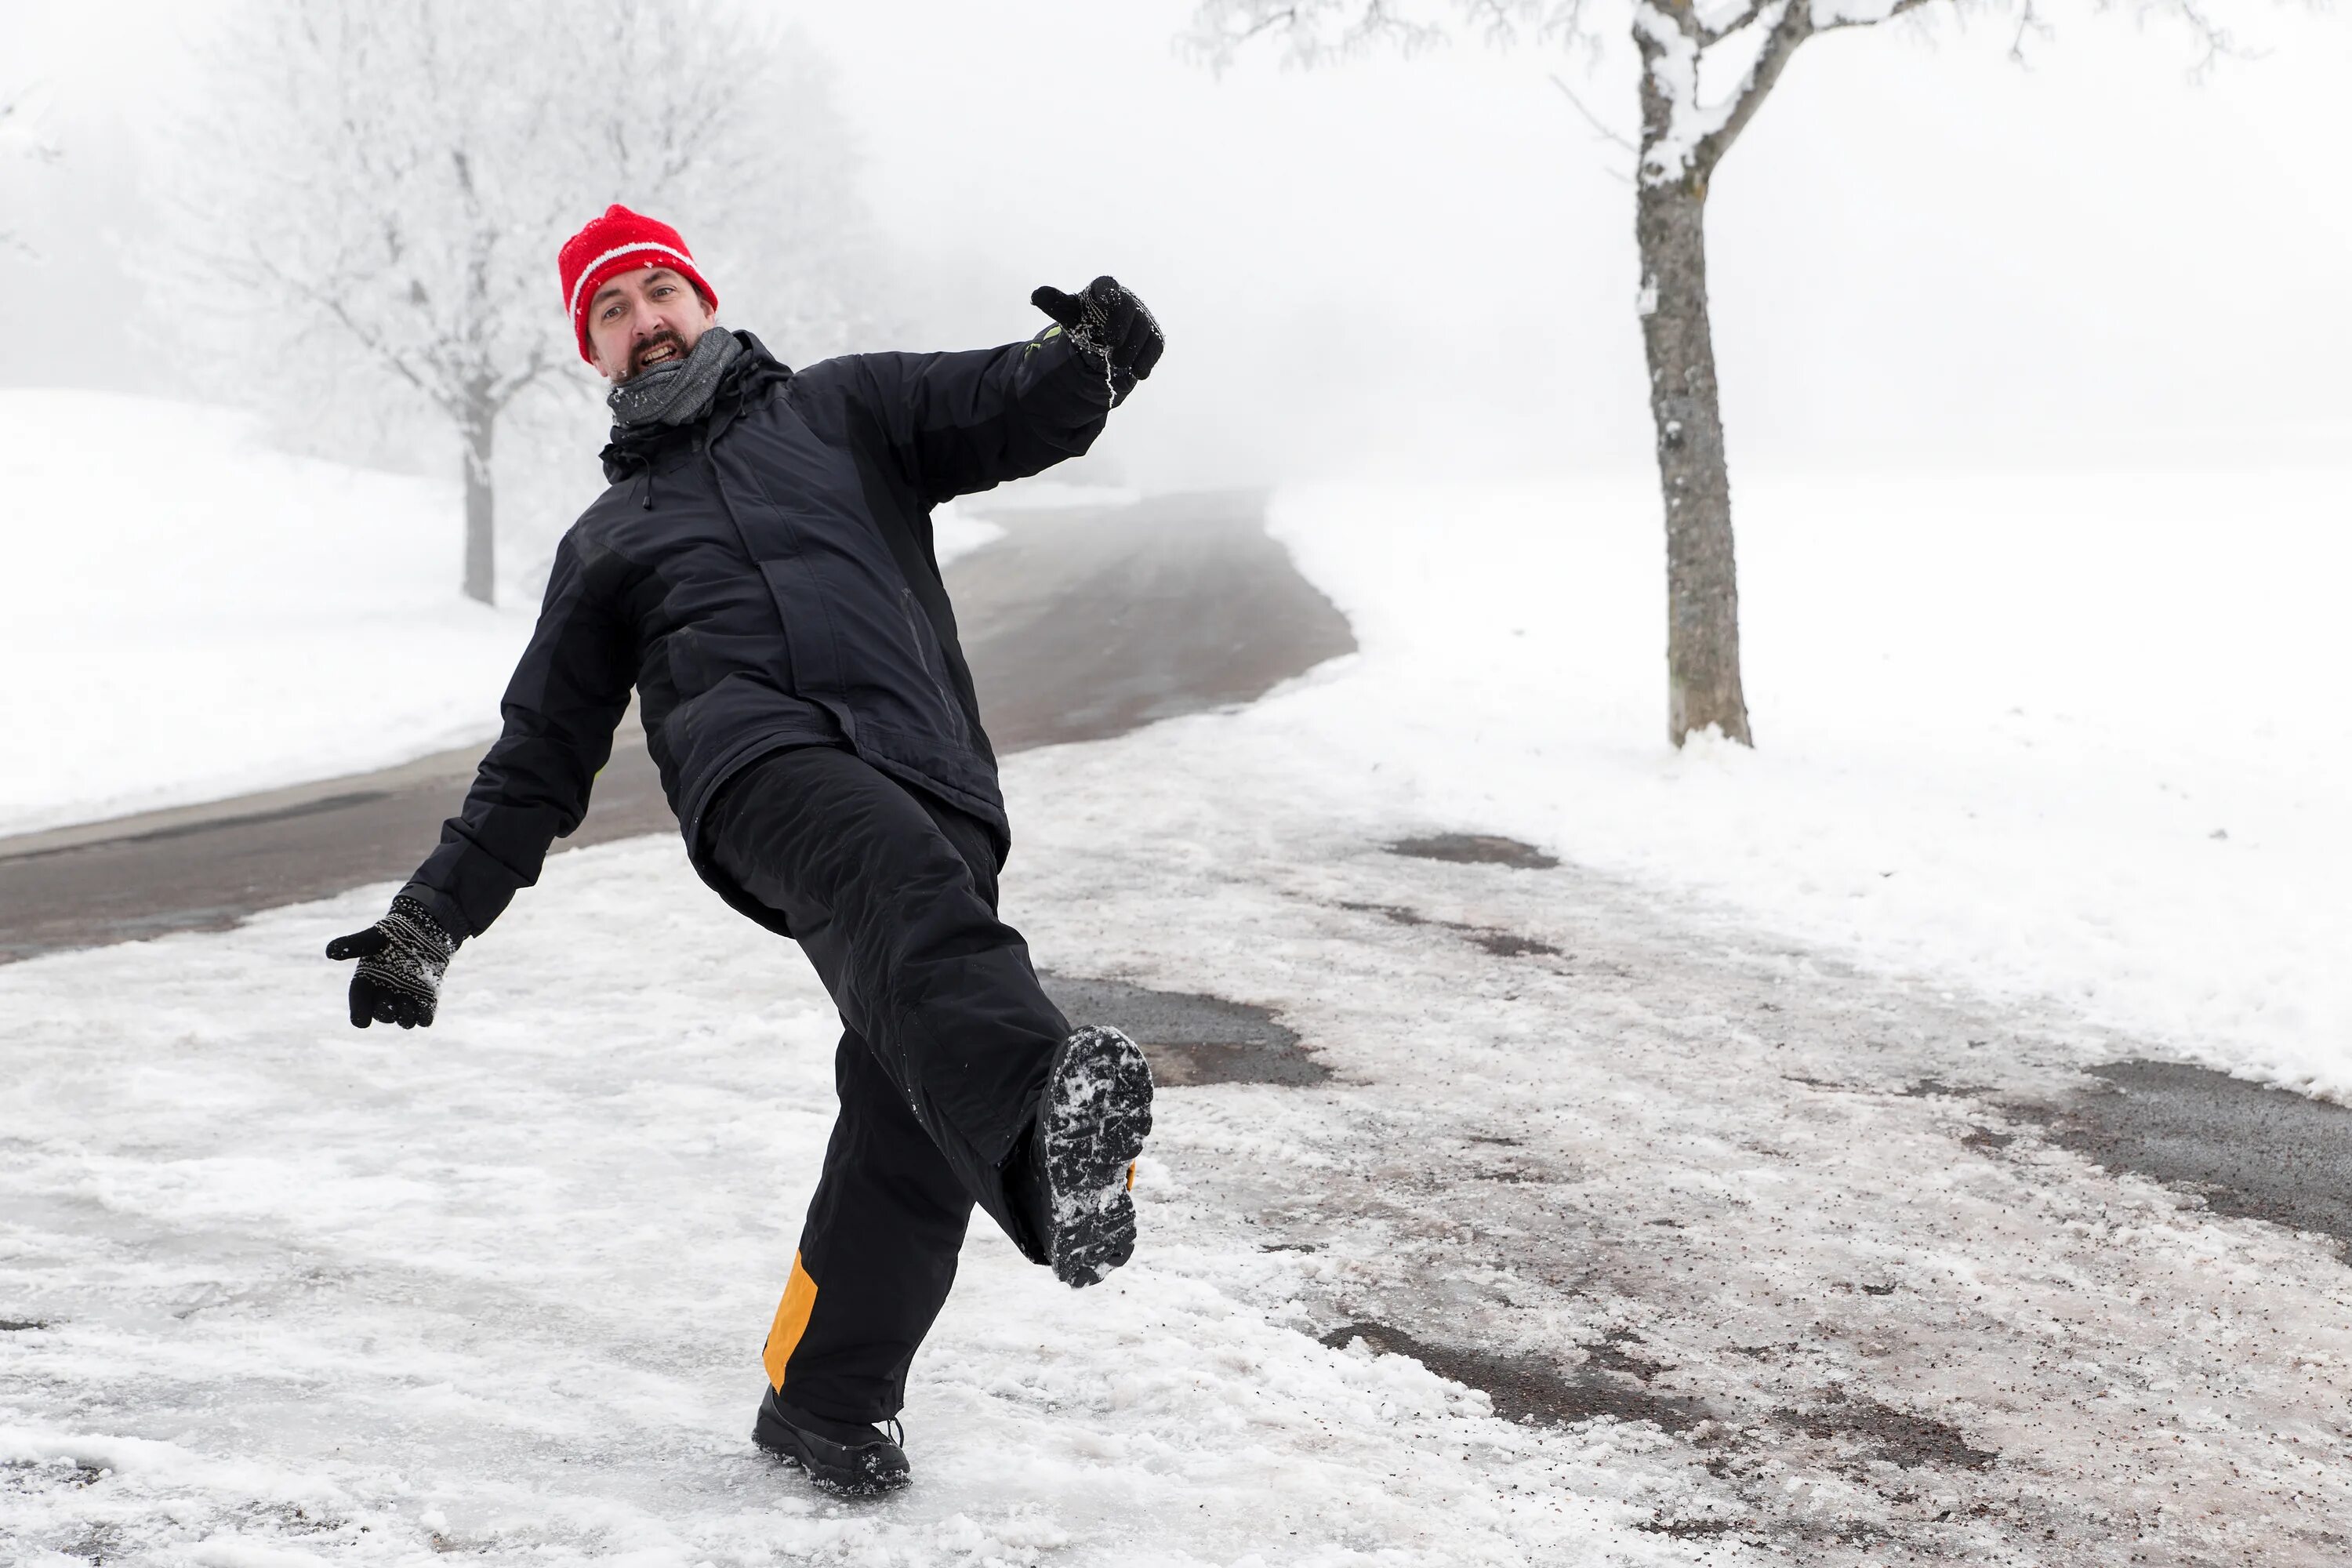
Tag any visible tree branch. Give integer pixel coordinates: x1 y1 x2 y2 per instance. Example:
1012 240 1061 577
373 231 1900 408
1655 0 1755 48
1814 0 1939 34
1689 0 1814 176
1548 71 1639 153
2006 0 2050 61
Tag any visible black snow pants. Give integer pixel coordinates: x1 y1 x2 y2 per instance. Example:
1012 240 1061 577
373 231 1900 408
700 743 1070 1423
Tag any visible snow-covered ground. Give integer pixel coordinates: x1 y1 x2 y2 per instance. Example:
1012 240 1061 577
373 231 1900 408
0 837 1703 1567
0 391 1006 838
1263 471 2352 1102
10 456 2351 1559
8 647 2350 1563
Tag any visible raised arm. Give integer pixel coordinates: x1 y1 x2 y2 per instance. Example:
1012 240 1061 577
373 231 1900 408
829 277 1164 506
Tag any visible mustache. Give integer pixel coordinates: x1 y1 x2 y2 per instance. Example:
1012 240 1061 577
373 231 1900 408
627 328 691 376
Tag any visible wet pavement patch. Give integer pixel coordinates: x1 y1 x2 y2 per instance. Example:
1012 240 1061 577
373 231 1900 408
1041 972 1330 1087
2018 1060 2352 1250
1319 1320 1710 1432
1774 1390 1997 1472
1386 833 1559 870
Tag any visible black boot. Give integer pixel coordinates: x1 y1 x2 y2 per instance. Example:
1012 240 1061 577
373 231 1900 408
1016 1025 1156 1287
752 1385 910 1495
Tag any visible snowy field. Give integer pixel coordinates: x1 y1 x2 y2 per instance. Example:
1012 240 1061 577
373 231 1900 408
0 392 534 837
0 391 1004 839
1265 471 2352 1102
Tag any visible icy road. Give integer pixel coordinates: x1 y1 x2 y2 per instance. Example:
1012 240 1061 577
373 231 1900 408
5 491 2350 1566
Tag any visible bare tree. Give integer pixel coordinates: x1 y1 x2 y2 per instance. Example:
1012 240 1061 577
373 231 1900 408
1187 0 2235 747
164 0 872 604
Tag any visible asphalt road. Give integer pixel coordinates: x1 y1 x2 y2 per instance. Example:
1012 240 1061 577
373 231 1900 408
0 490 1352 962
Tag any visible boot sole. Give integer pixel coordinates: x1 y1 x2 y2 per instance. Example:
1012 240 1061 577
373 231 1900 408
1040 1025 1155 1287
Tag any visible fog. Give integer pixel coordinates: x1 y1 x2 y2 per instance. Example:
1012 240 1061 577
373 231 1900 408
5 0 2347 489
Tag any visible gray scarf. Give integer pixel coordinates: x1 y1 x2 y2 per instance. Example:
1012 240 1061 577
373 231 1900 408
606 326 745 428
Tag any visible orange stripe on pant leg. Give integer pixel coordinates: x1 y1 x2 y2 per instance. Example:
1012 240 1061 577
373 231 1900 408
761 1252 819 1392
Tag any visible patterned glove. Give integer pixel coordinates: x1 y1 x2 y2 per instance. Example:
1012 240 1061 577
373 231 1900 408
1031 276 1163 405
325 896 460 1029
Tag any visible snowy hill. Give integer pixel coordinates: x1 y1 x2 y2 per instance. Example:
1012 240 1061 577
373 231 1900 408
1265 469 2352 1100
0 391 535 837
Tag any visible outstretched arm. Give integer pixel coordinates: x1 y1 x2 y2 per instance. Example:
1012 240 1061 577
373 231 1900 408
402 532 635 937
833 277 1165 506
329 532 633 1026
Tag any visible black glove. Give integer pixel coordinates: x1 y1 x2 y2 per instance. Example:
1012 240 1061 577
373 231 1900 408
326 896 459 1029
1031 276 1163 404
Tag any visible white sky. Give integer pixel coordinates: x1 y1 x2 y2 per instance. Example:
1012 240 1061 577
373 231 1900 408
5 0 2347 485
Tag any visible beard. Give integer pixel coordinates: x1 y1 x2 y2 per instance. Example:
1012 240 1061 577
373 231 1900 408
625 327 692 380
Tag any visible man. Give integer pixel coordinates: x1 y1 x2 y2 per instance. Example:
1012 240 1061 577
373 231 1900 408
325 205 1165 1495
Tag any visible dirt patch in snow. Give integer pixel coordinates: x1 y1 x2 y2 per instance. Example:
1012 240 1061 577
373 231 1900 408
1773 1389 1998 1472
1042 972 1330 1087
1335 901 1563 960
1385 833 1559 870
1319 1319 1711 1433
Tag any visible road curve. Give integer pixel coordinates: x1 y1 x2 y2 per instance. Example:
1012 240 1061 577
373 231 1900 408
0 491 1352 962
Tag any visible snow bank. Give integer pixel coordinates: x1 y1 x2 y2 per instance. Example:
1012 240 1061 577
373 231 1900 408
0 390 535 836
930 499 1005 564
1261 470 2352 1099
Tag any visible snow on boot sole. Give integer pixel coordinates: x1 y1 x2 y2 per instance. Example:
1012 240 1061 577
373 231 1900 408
1039 1025 1154 1287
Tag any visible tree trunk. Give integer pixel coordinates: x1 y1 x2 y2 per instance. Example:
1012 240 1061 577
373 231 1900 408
460 399 495 606
1635 175 1753 748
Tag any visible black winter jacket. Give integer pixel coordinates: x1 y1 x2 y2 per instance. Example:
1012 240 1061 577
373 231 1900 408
397 326 1112 941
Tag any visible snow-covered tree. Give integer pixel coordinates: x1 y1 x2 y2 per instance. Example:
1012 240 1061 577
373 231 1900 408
1187 0 2236 748
163 0 873 604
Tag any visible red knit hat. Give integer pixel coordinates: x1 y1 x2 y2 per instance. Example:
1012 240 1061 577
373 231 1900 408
557 205 718 365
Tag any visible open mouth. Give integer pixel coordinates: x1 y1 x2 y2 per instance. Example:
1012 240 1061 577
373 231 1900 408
633 335 686 373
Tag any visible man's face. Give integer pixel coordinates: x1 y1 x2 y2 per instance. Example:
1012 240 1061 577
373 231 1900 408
586 266 717 383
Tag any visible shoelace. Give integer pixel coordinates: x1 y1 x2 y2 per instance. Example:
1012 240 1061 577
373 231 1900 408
883 1417 905 1448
